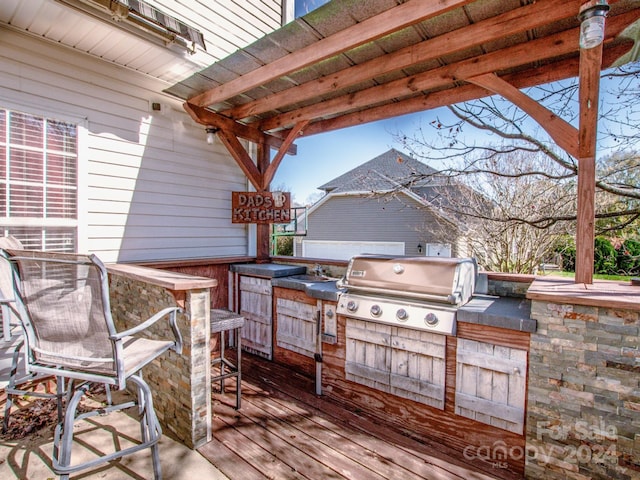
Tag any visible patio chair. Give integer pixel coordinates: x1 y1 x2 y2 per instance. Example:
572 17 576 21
1 248 183 480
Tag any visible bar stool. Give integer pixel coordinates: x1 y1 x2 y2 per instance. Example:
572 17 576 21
211 308 244 409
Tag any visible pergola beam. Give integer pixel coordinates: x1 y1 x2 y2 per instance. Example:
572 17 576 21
256 26 581 132
187 0 475 109
292 41 630 137
216 130 262 191
256 10 634 133
261 121 309 191
221 0 583 122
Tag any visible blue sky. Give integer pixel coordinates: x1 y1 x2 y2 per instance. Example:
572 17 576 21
272 112 436 204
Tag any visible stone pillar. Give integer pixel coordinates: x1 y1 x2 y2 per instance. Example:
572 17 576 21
108 274 212 449
526 299 639 479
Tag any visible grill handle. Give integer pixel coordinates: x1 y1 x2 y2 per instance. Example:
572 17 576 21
336 281 459 305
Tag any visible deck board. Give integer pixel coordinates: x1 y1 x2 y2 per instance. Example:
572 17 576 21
201 353 513 480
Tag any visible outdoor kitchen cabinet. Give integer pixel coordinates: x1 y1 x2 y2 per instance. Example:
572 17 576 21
238 275 273 359
345 318 447 410
231 264 307 361
272 287 325 378
454 338 527 434
275 291 316 358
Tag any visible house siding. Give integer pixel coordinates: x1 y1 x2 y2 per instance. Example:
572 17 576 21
1 30 251 262
297 194 458 257
151 0 289 61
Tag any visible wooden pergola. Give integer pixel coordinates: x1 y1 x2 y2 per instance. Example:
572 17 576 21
165 0 640 284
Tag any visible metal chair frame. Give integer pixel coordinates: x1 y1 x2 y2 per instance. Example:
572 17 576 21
1 249 182 480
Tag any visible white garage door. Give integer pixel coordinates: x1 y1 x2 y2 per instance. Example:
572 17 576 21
301 240 405 260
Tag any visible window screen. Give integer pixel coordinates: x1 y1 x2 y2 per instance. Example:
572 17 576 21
0 108 78 252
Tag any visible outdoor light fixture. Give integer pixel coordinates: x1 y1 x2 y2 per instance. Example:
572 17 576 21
417 243 423 253
579 0 610 49
205 127 218 144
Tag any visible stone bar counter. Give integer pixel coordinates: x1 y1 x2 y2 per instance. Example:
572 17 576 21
106 263 218 449
525 278 640 479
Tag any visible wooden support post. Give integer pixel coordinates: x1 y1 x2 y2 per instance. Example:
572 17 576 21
575 4 605 285
256 142 271 263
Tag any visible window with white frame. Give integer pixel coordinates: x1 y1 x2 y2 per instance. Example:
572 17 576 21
0 108 78 251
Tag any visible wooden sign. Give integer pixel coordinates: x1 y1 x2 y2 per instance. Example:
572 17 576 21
232 191 291 224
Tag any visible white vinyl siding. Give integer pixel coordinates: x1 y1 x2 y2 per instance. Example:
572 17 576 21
1 30 248 262
150 0 287 61
298 193 459 258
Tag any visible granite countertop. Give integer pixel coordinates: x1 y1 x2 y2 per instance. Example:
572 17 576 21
230 263 306 278
271 275 343 301
231 263 343 300
458 295 535 332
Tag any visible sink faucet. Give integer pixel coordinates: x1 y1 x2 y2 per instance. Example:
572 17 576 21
314 264 323 276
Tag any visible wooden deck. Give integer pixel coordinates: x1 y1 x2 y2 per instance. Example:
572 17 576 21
201 353 520 480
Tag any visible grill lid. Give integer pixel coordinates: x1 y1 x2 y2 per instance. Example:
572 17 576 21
337 254 477 305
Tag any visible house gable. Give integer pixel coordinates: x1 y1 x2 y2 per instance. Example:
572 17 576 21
318 148 439 193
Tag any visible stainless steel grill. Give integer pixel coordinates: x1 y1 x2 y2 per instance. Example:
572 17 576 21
336 255 477 335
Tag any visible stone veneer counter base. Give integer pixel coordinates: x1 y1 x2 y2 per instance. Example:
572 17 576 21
525 276 640 479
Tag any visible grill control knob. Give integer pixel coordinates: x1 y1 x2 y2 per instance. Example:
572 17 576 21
396 308 408 321
346 300 358 312
370 304 382 317
424 312 439 327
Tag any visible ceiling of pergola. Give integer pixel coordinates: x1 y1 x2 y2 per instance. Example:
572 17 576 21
165 0 639 143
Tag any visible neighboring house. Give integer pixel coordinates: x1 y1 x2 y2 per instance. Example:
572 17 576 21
294 149 470 260
0 0 293 262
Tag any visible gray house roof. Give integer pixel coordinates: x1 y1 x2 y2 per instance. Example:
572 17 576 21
318 149 439 193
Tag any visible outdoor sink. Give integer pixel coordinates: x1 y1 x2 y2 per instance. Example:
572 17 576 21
288 274 332 282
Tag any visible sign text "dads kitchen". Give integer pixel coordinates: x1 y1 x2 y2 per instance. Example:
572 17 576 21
231 191 291 224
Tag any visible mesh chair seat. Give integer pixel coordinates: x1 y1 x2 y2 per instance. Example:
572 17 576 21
1 248 182 480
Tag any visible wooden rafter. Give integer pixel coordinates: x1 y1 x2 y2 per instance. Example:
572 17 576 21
221 0 583 122
292 41 630 137
255 11 634 133
187 0 475 109
216 130 262 191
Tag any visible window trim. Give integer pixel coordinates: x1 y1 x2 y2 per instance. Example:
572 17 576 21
0 99 88 252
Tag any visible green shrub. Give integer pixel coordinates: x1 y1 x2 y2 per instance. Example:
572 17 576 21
594 236 617 275
273 236 294 256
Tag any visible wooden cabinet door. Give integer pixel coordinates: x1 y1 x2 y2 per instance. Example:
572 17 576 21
345 319 392 392
345 319 446 409
390 327 446 410
239 276 272 359
455 338 527 434
276 297 316 357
